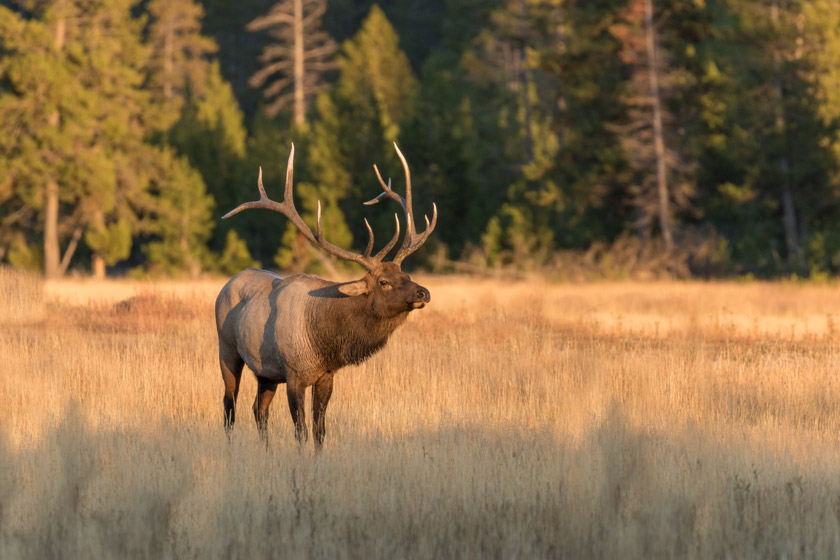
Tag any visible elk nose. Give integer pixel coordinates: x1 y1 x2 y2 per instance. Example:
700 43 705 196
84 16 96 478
415 287 430 303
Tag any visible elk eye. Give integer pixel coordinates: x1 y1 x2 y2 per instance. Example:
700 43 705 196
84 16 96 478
378 279 389 287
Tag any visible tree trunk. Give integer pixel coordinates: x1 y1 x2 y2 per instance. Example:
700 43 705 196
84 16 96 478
520 54 534 163
293 0 305 126
43 180 60 279
771 0 804 272
58 228 82 277
180 230 200 278
164 19 174 100
644 0 673 251
92 255 106 279
54 3 66 50
44 6 66 279
91 210 106 279
518 0 534 163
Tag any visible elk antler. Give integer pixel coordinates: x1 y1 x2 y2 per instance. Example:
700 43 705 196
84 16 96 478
365 143 438 265
223 144 400 271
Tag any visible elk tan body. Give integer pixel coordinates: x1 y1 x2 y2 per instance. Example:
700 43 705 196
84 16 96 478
216 270 325 384
216 144 435 446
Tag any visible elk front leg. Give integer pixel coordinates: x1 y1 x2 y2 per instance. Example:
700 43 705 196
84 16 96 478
286 378 308 443
253 378 278 442
312 374 334 447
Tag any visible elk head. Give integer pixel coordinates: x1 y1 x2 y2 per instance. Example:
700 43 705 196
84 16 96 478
223 143 437 317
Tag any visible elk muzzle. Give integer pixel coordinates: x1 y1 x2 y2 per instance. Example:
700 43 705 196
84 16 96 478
411 285 431 309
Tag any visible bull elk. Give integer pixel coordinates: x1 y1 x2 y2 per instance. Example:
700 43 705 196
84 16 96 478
215 143 436 446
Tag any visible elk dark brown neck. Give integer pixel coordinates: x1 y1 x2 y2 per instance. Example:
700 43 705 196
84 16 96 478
305 289 409 372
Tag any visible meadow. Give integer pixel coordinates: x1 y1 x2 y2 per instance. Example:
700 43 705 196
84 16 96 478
3 267 840 558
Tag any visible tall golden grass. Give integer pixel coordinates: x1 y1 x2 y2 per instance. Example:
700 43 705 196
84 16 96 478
3 267 840 557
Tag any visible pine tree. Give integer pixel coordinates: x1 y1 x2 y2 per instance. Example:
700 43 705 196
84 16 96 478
804 1 840 132
400 59 494 260
141 149 214 277
609 0 695 252
169 61 248 232
198 0 266 118
335 5 416 145
461 0 588 267
146 0 218 113
218 229 260 274
0 0 80 277
0 0 220 278
269 94 355 273
710 0 836 274
295 5 419 270
330 3 418 235
0 0 167 277
785 0 840 273
248 0 337 123
145 2 254 270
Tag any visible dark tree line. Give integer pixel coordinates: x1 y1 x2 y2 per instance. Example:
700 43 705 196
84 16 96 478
2 0 840 278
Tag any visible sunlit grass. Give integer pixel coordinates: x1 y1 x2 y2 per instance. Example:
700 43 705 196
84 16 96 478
3 268 840 557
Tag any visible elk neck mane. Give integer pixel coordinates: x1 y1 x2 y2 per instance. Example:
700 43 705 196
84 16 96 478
303 283 408 372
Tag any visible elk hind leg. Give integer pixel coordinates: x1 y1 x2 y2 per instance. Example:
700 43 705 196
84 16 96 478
220 346 244 432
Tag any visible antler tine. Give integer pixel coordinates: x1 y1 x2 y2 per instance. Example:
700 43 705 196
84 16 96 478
361 168 403 262
257 166 267 198
223 144 317 247
223 164 295 220
393 143 415 241
282 143 295 204
394 203 438 265
224 143 294 219
224 143 431 272
373 214 401 261
224 144 382 271
365 144 437 264
362 218 375 258
366 167 405 210
315 201 385 270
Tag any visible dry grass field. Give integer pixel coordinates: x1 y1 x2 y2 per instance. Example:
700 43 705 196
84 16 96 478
3 267 840 558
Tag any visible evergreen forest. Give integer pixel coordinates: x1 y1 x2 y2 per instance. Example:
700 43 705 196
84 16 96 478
2 0 840 279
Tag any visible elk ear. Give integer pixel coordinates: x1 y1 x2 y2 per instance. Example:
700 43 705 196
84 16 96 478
337 280 369 297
